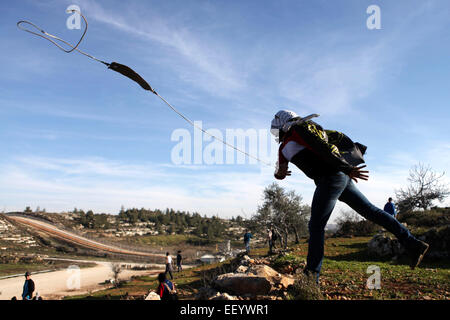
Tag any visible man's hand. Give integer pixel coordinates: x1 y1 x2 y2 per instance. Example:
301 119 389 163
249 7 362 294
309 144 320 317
348 164 369 183
274 162 291 180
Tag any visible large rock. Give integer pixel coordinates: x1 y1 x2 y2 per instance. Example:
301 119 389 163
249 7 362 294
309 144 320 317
367 233 405 257
247 264 280 279
369 226 449 260
418 226 450 259
213 273 272 295
247 264 295 289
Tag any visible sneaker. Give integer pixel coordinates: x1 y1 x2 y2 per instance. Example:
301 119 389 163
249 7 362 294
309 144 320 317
409 240 429 270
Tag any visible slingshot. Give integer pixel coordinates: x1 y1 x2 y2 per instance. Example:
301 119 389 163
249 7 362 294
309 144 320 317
17 9 272 166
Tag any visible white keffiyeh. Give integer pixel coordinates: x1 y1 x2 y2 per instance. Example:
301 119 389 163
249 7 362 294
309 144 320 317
270 110 320 141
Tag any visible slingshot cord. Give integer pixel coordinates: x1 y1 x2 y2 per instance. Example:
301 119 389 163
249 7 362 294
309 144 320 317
17 10 272 167
155 93 272 166
17 9 109 66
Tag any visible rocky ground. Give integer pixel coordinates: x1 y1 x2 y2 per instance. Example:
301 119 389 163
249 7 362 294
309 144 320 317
3 212 449 300
68 236 450 300
192 255 299 300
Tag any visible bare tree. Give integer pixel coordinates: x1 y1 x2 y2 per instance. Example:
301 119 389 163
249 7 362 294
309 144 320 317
110 263 123 287
395 163 449 213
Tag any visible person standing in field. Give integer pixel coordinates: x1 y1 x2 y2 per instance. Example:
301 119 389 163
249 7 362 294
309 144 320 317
267 229 274 254
272 228 280 249
243 229 253 254
22 271 35 300
384 197 397 218
176 250 183 272
270 110 429 283
165 252 173 280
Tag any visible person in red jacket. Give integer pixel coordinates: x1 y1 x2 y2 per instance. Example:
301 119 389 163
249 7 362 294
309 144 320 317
270 110 429 283
156 272 177 300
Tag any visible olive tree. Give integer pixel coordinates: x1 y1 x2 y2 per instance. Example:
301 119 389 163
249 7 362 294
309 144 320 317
251 183 310 249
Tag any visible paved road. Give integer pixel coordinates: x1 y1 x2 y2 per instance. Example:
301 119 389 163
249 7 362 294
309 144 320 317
0 259 162 300
6 215 165 258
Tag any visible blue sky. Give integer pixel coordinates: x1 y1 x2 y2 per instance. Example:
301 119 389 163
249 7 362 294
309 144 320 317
1 0 449 220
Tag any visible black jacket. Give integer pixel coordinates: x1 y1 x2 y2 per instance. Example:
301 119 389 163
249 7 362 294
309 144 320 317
276 121 366 180
22 279 35 299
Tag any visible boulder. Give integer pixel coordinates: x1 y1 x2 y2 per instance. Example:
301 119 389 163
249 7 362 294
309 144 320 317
369 226 449 259
145 292 160 300
367 233 405 257
247 264 280 279
247 264 294 289
213 273 272 295
418 226 450 259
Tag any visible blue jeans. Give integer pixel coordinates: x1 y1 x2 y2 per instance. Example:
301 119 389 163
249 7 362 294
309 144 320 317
245 241 250 253
305 172 419 278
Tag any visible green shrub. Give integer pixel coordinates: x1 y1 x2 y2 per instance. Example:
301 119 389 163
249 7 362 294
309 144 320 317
398 208 449 228
286 274 323 300
272 254 304 272
335 219 378 237
334 210 379 237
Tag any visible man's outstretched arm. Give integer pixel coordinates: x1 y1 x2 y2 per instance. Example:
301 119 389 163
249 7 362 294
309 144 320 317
274 159 291 180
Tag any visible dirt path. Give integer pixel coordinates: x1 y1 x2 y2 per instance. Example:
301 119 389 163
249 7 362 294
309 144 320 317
0 259 162 300
6 215 165 258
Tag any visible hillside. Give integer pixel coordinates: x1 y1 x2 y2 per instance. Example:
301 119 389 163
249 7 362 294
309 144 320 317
67 236 450 300
0 209 247 277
